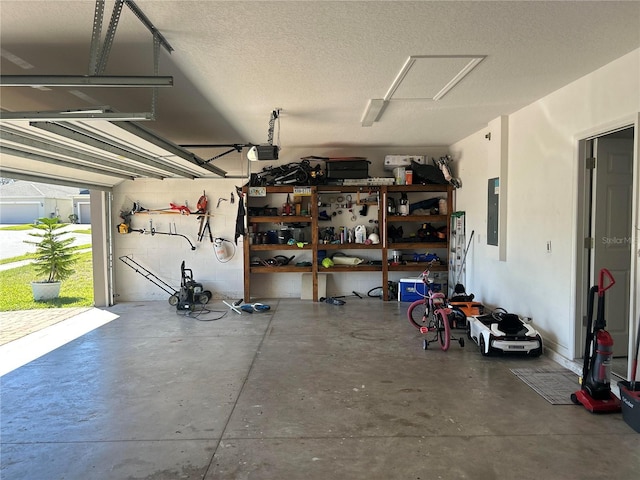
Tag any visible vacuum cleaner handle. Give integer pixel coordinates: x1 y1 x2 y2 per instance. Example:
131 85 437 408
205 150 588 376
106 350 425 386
581 285 599 379
598 268 615 296
594 269 615 333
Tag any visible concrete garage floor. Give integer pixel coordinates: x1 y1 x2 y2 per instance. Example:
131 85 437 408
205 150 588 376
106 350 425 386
1 299 638 479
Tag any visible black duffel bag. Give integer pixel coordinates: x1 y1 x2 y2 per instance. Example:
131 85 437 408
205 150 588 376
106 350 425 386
410 160 448 185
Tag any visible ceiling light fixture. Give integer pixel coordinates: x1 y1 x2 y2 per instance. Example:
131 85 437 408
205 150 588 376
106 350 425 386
361 99 387 127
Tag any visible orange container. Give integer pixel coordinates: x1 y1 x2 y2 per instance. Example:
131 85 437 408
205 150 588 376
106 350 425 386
405 170 413 185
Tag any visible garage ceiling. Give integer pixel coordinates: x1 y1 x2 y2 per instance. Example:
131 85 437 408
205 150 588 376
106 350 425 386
1 1 639 189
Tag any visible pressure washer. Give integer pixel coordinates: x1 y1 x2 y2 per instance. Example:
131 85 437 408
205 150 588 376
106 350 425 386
175 260 212 312
571 268 621 413
119 256 212 312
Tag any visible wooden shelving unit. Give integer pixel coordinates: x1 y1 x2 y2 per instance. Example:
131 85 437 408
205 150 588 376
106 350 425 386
242 184 452 302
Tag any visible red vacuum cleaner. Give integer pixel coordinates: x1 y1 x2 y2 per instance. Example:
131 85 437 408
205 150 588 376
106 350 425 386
571 268 621 413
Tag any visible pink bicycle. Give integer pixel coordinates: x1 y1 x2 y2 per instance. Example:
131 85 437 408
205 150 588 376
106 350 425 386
406 269 464 351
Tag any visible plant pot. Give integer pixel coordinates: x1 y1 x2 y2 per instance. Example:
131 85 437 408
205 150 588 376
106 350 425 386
30 281 61 301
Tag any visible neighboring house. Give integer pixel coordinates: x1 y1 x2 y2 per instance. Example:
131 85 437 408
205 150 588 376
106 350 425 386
0 180 90 224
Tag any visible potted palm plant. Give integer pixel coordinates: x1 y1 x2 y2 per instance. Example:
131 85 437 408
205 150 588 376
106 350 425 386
25 217 78 300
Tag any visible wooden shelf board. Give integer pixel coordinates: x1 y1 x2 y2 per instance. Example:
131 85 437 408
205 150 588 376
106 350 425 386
318 243 381 250
387 185 449 192
248 216 312 223
250 266 313 273
250 244 312 251
387 242 448 249
387 215 447 222
388 263 448 272
321 265 382 272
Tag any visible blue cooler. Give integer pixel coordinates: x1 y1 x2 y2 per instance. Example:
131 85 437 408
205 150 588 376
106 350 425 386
398 278 441 302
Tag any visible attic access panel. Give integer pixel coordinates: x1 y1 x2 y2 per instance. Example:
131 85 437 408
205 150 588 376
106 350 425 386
388 55 486 101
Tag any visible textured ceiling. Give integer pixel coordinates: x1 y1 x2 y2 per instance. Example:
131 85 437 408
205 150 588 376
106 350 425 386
1 1 639 165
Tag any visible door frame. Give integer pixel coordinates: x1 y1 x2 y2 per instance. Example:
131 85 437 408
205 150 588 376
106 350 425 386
574 114 640 380
90 190 115 307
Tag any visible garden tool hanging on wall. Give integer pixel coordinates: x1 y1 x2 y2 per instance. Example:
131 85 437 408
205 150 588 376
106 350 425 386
118 209 133 234
234 185 246 245
195 191 208 214
197 213 213 243
134 220 196 250
196 191 213 243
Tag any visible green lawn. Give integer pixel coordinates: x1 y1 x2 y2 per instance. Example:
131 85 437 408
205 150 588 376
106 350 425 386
0 225 34 231
0 244 92 265
0 224 91 234
0 251 94 311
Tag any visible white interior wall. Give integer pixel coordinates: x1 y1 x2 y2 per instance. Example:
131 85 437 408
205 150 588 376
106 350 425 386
112 146 448 301
113 177 245 301
450 48 640 360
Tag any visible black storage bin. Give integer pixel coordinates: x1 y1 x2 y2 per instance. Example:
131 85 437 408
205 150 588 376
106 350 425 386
325 159 369 179
618 381 640 433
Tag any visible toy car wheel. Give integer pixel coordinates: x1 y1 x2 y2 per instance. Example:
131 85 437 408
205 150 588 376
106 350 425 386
529 335 543 357
466 324 472 340
459 337 465 348
168 294 179 306
423 339 428 350
570 393 579 405
479 335 490 356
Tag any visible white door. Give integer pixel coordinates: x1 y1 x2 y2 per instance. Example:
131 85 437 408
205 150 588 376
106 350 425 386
592 137 633 352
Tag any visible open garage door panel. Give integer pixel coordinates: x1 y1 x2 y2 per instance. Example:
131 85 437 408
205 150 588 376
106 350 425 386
0 118 226 191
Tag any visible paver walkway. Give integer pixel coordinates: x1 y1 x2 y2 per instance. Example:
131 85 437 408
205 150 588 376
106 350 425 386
0 241 93 345
0 307 92 345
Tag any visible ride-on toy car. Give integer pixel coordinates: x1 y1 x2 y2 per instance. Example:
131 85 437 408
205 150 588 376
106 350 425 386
467 307 543 356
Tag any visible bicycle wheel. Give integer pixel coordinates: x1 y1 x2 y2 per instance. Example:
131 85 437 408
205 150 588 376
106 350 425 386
367 286 384 298
407 300 429 329
435 309 451 351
